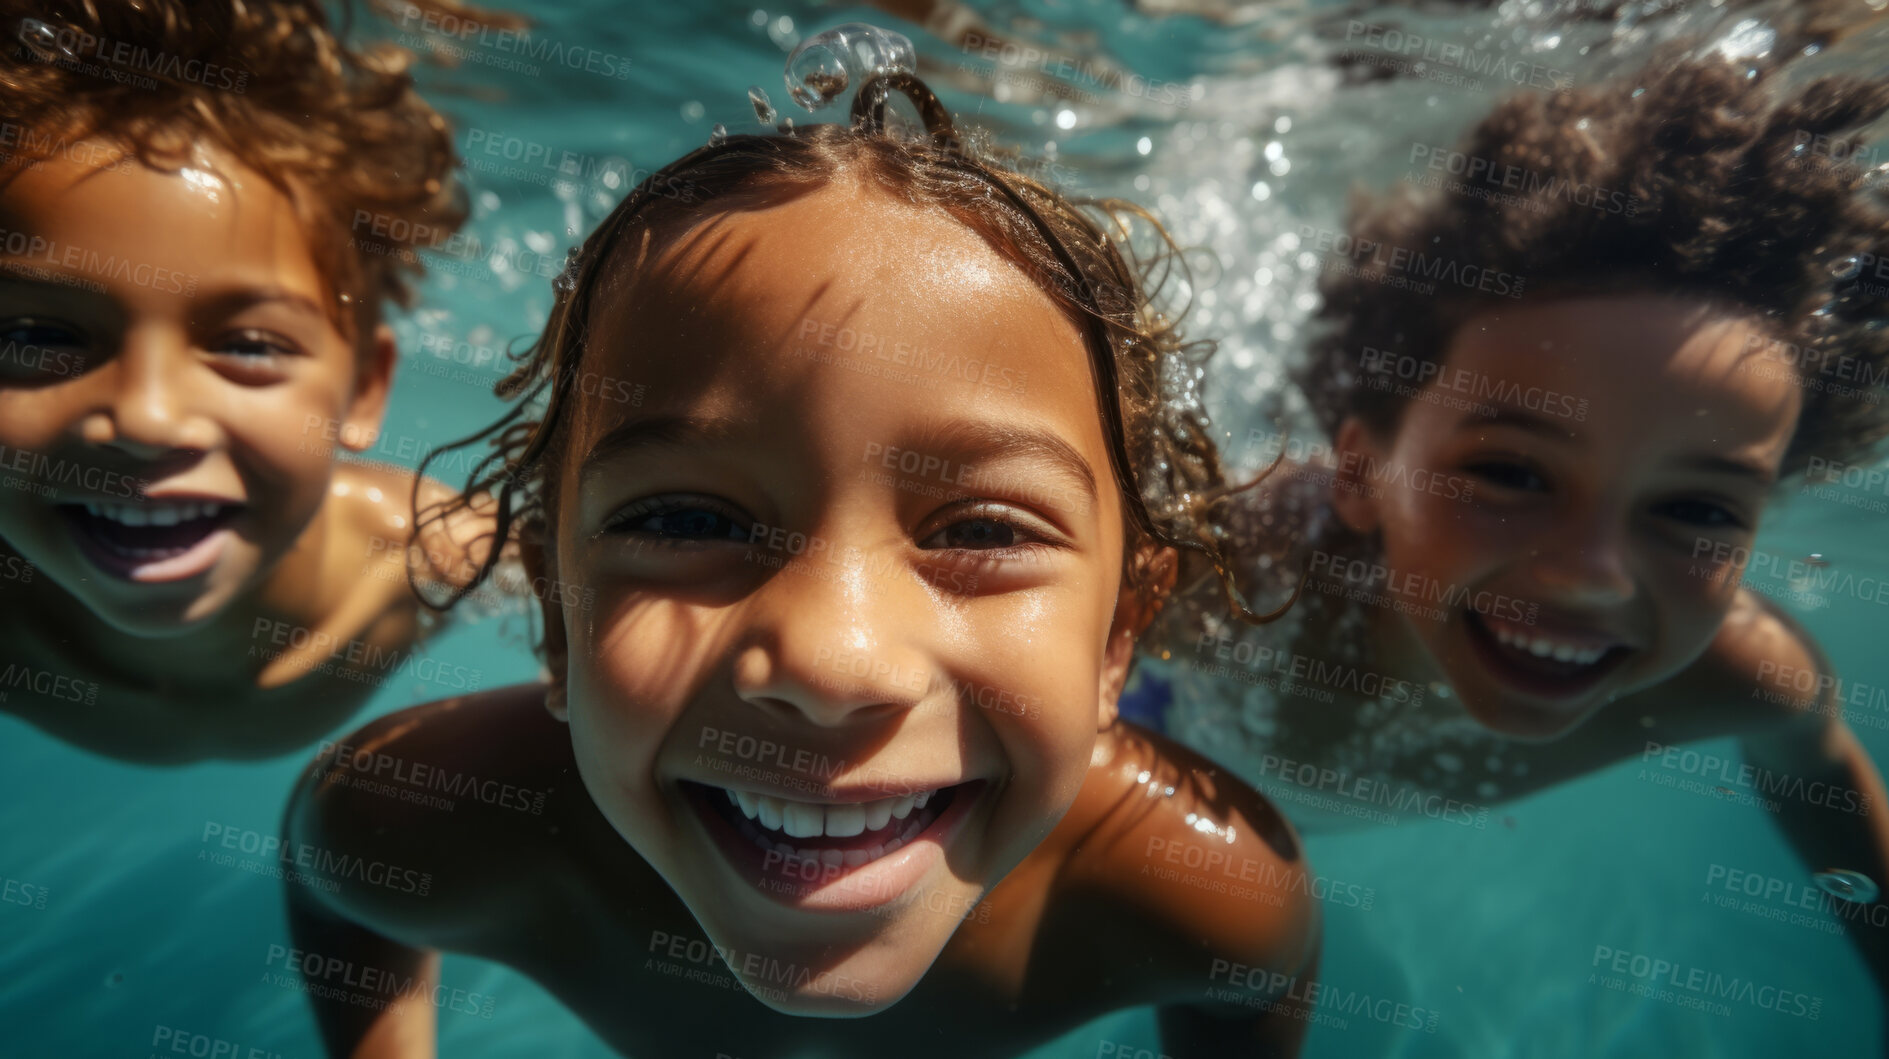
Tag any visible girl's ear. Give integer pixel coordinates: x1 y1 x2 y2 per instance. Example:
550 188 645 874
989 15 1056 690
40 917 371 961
1097 546 1177 732
1331 415 1385 534
520 529 570 723
338 323 397 452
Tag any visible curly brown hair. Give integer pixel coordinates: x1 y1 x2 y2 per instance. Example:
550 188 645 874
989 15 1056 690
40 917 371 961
420 73 1293 631
0 0 514 341
1299 47 1889 479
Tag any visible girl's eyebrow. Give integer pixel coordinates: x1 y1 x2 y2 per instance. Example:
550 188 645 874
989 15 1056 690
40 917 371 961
1459 406 1576 442
579 414 744 483
909 418 1099 507
1675 450 1776 486
577 413 1100 508
1468 406 1776 484
191 285 327 321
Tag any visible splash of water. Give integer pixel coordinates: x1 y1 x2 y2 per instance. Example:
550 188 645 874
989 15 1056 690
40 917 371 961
782 22 917 113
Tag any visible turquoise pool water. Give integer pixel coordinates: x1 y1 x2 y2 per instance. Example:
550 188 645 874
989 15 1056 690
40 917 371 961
3 0 1884 1054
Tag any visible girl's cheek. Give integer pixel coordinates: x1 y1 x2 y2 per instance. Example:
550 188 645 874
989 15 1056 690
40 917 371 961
1653 565 1738 632
1653 552 1735 605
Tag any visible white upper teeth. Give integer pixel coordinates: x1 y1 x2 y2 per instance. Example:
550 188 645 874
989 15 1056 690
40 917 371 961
82 502 223 526
1491 624 1608 666
725 788 933 839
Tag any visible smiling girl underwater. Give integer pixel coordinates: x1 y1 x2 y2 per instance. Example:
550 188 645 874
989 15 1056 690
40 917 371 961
282 75 1322 1057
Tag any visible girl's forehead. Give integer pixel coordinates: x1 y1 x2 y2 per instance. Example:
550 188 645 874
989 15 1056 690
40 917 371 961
557 183 1122 520
580 181 1101 411
1432 295 1801 463
599 181 1061 331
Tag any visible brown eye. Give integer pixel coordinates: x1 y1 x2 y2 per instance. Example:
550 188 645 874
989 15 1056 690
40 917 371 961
0 318 88 379
603 495 750 543
0 318 83 348
1465 459 1546 492
1653 498 1743 530
211 328 301 360
915 502 1061 557
925 517 1019 550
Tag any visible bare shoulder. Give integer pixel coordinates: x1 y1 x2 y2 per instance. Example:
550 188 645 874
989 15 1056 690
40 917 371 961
329 460 427 553
1049 723 1321 1001
1643 587 1834 738
327 460 492 587
283 683 580 935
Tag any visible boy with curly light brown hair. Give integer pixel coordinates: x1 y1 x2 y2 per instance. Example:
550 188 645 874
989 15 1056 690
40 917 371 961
0 0 509 762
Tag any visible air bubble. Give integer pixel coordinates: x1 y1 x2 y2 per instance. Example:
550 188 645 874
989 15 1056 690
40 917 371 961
782 22 916 112
1832 255 1863 280
18 18 72 61
710 123 728 146
1815 869 1879 903
553 249 581 294
749 85 776 126
582 158 633 219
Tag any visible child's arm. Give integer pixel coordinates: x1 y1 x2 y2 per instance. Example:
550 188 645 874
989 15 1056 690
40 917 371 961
287 885 441 1059
280 725 444 1059
1063 725 1323 1056
1155 951 1322 1057
277 686 576 1055
1731 597 1889 999
1743 716 1889 985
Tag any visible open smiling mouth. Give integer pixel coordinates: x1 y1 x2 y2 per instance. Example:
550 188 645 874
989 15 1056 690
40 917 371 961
1462 609 1633 700
682 779 984 911
57 501 241 582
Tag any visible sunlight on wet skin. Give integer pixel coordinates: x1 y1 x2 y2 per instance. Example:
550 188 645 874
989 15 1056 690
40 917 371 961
4 1 1889 1057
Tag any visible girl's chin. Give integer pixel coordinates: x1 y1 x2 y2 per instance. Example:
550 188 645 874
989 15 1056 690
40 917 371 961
728 957 920 1018
86 588 246 637
1454 685 1603 742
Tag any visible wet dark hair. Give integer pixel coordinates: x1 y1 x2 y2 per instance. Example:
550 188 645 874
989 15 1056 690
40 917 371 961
0 0 517 342
418 73 1294 628
1299 47 1889 479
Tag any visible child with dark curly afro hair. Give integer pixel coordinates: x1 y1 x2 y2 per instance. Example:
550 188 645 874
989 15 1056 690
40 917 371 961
1163 42 1889 997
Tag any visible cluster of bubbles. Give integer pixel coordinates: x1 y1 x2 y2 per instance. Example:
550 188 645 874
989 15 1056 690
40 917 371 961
712 25 918 147
783 23 917 112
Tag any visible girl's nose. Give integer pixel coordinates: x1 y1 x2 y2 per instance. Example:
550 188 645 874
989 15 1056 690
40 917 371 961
1526 513 1636 606
80 326 220 460
729 542 934 728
